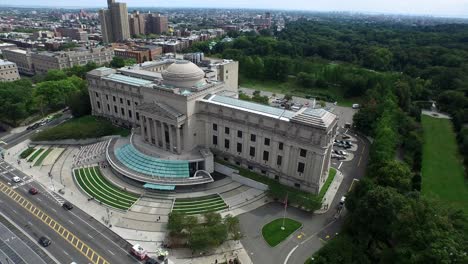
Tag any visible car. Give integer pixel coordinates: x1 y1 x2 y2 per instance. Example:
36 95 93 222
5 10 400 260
352 104 360 109
29 187 39 195
334 142 344 147
145 258 158 264
62 202 73 210
339 196 346 205
38 236 51 247
12 176 21 183
343 144 352 149
344 141 353 146
338 150 348 156
334 150 341 155
342 135 351 139
337 155 346 160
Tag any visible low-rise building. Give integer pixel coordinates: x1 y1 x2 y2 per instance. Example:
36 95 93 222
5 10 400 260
32 47 114 74
2 49 34 75
0 59 20 81
56 27 88 41
0 43 17 54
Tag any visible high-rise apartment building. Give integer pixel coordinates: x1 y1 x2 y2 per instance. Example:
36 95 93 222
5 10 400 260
99 0 130 43
147 14 168 35
128 11 146 37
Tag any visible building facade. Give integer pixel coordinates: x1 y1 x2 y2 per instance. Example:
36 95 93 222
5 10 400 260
87 59 337 194
56 27 88 41
32 47 114 74
99 0 130 43
128 11 146 37
2 49 34 75
0 59 20 81
147 14 168 35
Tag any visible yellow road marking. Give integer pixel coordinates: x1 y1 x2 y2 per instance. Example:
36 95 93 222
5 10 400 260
0 182 110 264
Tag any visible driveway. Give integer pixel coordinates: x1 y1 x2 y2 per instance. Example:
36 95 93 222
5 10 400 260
238 129 370 264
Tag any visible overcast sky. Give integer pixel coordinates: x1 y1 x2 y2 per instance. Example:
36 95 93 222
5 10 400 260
8 0 468 18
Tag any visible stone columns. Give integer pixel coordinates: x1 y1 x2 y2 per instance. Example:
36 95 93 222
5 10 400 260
169 124 174 153
146 117 152 143
160 121 166 150
176 125 181 154
139 115 145 139
153 119 159 147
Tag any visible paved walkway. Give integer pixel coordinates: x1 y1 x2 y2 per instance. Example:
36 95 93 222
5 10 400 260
421 110 451 119
315 169 344 214
4 142 253 264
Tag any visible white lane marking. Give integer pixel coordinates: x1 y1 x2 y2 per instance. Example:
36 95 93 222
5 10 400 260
11 209 17 214
63 250 69 256
36 197 42 201
70 211 134 257
284 245 299 264
50 208 57 213
338 162 343 170
87 233 93 238
108 249 116 256
68 220 74 225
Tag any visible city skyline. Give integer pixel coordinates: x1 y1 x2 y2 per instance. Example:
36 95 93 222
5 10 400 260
3 0 468 18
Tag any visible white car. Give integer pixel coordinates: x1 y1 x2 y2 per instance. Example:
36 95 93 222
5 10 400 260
12 176 21 183
338 150 348 156
352 104 360 109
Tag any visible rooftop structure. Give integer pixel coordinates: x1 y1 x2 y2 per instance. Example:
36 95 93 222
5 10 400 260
0 59 20 82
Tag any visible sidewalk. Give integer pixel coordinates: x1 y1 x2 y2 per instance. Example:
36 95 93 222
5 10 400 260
315 169 344 214
4 142 253 264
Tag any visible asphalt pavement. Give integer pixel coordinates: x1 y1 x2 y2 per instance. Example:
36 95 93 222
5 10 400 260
238 127 370 264
0 159 141 264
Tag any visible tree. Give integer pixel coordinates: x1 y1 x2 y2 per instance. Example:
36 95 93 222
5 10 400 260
45 69 67 81
204 212 222 226
167 212 186 234
372 160 412 192
66 88 91 118
110 57 126 68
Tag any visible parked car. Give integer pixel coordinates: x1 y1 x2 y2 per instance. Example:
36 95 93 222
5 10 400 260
29 187 39 195
62 202 73 210
352 104 360 109
12 176 21 183
38 236 51 247
334 143 344 147
338 150 348 156
342 135 351 140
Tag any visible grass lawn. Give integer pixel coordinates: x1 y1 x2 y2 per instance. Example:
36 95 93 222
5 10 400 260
34 148 53 166
421 115 467 214
28 148 44 162
20 147 35 159
239 75 360 107
173 194 228 215
262 218 302 247
318 168 337 200
32 115 130 141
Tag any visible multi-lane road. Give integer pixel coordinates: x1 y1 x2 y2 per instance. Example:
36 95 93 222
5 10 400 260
0 114 141 264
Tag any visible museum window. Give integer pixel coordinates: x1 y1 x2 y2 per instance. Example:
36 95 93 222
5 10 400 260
300 148 307 157
251 134 256 142
120 98 123 104
297 162 305 173
114 105 118 113
261 170 266 174
274 175 279 180
237 143 242 153
225 139 230 149
225 127 230 134
107 104 110 112
235 161 241 166
128 110 132 118
127 99 130 106
106 95 109 100
264 138 270 146
95 92 99 98
237 130 243 138
248 165 253 170
136 112 140 120
113 96 116 102
249 147 255 157
212 135 218 145
278 142 284 150
294 183 301 188
213 123 218 131
277 155 282 166
97 101 101 109
121 108 125 116
263 151 269 161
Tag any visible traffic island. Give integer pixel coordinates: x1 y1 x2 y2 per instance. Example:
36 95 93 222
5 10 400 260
262 218 302 247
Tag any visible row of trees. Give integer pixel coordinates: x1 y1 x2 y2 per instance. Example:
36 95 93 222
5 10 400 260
167 212 242 252
312 78 467 263
0 56 136 127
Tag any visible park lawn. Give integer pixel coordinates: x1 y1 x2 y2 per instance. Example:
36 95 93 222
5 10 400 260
32 115 130 141
421 115 467 214
20 147 35 159
27 148 44 162
262 218 302 247
239 75 359 107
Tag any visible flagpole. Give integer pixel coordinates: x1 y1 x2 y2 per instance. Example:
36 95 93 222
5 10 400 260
281 193 288 230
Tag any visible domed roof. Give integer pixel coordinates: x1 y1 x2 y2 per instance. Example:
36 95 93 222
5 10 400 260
161 60 206 89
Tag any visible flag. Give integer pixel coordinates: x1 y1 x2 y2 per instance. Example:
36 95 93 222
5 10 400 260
284 193 288 209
